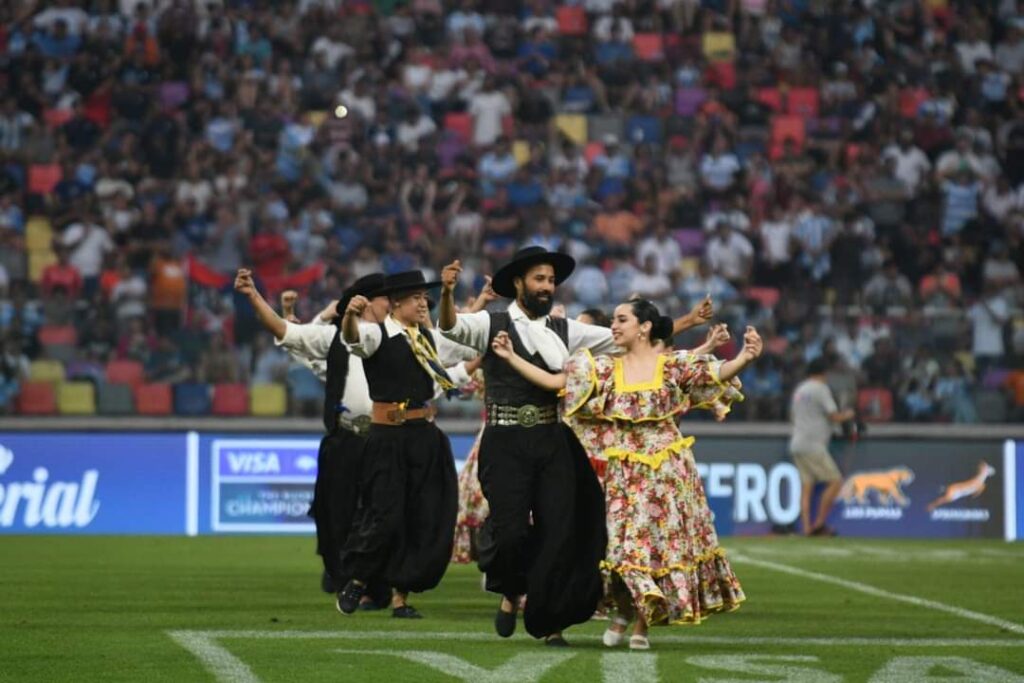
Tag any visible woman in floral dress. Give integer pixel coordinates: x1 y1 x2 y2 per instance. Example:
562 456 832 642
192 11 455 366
452 369 489 564
491 298 762 650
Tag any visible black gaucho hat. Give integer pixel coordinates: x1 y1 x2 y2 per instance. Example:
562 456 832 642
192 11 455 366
491 246 576 298
335 272 387 319
372 270 443 299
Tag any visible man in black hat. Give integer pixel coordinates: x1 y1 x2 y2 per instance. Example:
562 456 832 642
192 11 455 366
337 270 478 618
437 247 712 643
234 268 394 610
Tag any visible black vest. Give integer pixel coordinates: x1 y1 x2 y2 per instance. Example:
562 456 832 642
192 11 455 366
361 322 437 405
322 326 351 433
481 311 569 408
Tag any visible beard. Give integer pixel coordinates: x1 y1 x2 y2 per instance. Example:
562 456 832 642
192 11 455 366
520 290 554 317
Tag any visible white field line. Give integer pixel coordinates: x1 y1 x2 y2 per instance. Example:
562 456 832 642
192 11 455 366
730 552 1024 636
167 630 1024 683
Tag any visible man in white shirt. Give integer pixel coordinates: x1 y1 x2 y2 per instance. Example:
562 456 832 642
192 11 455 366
469 77 512 147
705 222 754 285
63 217 114 297
236 271 393 604
882 130 932 197
338 270 478 618
635 221 682 278
436 248 712 644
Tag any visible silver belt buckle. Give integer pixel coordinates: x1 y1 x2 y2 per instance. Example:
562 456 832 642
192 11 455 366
352 415 371 434
516 405 540 428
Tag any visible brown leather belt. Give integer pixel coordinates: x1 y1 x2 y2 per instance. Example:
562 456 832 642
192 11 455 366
371 402 436 426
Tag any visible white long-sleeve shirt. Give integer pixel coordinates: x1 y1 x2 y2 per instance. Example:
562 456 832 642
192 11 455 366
440 301 620 370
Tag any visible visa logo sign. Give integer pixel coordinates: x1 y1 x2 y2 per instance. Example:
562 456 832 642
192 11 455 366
226 452 281 474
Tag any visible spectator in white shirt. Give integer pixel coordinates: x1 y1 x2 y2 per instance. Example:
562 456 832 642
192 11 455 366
705 221 754 285
635 221 682 278
882 129 932 196
469 76 512 147
700 135 742 195
629 254 674 306
395 106 437 153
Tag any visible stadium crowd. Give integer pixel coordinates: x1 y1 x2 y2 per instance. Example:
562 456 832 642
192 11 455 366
1 0 1023 422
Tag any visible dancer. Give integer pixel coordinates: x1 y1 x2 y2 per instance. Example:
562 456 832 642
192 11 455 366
337 270 476 618
490 298 761 650
437 247 713 643
234 269 393 609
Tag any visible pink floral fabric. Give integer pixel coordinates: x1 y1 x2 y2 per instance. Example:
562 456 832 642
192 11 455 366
452 424 488 564
562 349 746 625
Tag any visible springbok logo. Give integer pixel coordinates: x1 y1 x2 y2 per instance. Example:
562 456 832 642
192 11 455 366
927 461 996 512
839 467 915 507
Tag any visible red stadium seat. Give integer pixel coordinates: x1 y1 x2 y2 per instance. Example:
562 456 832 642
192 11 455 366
555 6 587 35
744 287 781 309
443 113 473 145
134 383 173 415
770 115 806 147
27 164 62 195
786 88 820 119
757 88 783 112
16 382 58 415
106 360 145 388
37 325 77 347
858 388 894 423
212 383 250 416
633 33 665 61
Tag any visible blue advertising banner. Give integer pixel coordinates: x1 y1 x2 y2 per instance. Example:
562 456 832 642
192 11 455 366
1010 440 1022 541
0 433 187 534
694 438 1006 538
194 433 480 534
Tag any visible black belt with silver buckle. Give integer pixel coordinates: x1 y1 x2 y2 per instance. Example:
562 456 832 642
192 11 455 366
485 403 559 428
338 414 371 436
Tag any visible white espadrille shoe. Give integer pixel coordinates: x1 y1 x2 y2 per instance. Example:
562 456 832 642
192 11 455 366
602 617 630 647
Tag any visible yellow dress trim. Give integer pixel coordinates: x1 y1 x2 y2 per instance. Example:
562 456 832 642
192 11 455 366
600 547 729 578
604 436 695 470
613 354 666 393
563 349 600 418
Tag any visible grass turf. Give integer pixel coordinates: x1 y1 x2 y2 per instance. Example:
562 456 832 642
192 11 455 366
2 536 1023 682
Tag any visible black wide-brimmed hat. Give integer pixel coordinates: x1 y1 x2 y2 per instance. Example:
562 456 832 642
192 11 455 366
491 246 576 298
373 270 443 298
336 272 387 318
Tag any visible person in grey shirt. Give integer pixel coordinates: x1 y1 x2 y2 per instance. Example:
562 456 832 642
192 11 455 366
789 357 855 536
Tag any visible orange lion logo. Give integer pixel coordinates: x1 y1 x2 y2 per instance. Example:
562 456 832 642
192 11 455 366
839 467 915 507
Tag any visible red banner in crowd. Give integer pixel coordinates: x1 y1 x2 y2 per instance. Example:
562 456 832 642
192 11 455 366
185 254 325 296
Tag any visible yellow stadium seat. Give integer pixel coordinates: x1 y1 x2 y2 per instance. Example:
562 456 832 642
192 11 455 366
29 249 57 283
250 383 287 417
306 111 328 128
512 140 530 166
26 217 54 250
702 31 736 62
29 359 65 383
58 382 96 415
554 114 587 145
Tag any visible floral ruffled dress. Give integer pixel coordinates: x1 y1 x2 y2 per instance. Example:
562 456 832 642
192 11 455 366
452 372 489 564
562 349 746 625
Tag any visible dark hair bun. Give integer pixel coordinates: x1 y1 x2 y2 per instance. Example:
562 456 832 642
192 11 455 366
652 315 673 341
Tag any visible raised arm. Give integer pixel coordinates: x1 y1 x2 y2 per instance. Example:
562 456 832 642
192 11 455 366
491 331 566 392
438 259 491 351
718 326 763 382
672 294 714 336
235 268 286 340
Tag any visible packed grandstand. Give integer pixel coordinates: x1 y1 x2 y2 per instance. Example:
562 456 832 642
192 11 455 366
0 0 1022 422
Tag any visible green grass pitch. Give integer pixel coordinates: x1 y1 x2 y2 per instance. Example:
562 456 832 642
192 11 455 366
3 536 1023 682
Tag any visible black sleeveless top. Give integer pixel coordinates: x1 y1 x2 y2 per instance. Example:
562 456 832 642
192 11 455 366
322 326 351 433
360 322 437 406
481 311 569 408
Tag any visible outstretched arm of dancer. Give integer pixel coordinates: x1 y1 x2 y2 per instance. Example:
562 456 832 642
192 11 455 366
236 268 287 340
687 322 730 356
717 326 763 382
490 331 567 391
671 294 714 336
